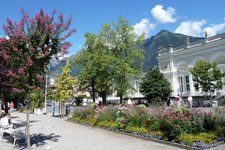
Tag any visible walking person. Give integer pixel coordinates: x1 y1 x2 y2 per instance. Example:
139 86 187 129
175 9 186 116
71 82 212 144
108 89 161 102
176 94 181 107
187 94 193 108
9 101 14 111
52 101 56 117
166 96 171 107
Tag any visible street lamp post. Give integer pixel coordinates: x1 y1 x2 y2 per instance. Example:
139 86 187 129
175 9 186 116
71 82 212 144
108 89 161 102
44 74 48 115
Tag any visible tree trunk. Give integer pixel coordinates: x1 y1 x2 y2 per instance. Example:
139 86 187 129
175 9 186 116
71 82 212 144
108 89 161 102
102 93 107 104
91 83 95 103
4 99 8 114
59 102 62 118
210 90 213 107
26 94 31 150
119 96 123 104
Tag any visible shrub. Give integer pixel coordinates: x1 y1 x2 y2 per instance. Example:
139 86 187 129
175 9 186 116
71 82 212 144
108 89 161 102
97 121 119 128
214 111 225 137
97 107 118 123
115 108 129 128
160 108 207 139
125 107 149 129
72 109 81 118
203 112 216 131
178 132 218 145
19 106 26 113
149 131 164 137
125 126 148 134
80 108 95 120
148 115 164 131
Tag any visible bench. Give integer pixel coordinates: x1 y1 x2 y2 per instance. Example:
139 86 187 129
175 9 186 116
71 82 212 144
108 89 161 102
3 126 26 146
1 120 26 146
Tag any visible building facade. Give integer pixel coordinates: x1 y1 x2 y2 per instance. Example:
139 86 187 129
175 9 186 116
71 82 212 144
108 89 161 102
158 33 225 98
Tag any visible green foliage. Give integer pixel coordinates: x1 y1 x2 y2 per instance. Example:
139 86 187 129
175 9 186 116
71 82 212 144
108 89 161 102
190 60 224 105
71 105 225 146
108 17 145 103
73 17 145 104
125 126 148 134
53 60 76 102
18 106 26 113
203 113 216 131
178 132 218 144
73 32 113 103
72 109 82 118
126 107 149 128
79 107 96 120
159 108 209 139
97 107 118 123
97 121 119 128
149 131 164 137
30 89 44 109
137 104 146 109
214 110 225 137
148 115 164 131
140 67 172 105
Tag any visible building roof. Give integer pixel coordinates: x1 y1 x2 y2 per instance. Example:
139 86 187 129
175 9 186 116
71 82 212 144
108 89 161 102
159 32 225 55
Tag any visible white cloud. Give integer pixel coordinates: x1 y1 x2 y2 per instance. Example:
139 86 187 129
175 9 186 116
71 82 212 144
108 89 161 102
204 23 225 36
175 20 206 37
151 5 177 24
133 18 156 38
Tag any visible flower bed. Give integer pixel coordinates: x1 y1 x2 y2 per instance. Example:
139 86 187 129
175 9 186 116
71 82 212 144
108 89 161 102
69 104 225 149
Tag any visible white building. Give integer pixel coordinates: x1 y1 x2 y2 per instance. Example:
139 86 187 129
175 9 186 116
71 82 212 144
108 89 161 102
158 32 225 98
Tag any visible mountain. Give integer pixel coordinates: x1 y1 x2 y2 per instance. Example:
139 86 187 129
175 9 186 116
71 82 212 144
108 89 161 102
144 30 203 70
51 56 81 77
52 30 204 76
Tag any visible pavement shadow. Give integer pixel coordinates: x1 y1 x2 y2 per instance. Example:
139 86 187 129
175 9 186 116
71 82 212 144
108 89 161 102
15 133 61 149
30 120 41 123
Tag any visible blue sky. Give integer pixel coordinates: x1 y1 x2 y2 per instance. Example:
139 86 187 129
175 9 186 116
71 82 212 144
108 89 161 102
0 0 225 56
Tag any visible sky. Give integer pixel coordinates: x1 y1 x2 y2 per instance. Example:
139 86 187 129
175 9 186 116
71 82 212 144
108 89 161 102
0 0 225 56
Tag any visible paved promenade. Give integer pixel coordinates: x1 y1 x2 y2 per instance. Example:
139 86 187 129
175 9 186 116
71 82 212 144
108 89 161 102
0 111 223 150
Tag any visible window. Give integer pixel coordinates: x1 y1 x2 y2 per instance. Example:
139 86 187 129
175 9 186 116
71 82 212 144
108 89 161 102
179 76 183 92
194 83 199 91
185 76 190 92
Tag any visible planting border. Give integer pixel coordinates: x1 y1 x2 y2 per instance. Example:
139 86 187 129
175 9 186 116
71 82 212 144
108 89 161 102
67 119 207 150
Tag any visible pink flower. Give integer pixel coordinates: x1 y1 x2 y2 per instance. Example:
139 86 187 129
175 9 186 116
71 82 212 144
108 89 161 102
12 88 22 94
6 70 13 77
26 57 33 66
18 67 25 75
36 74 43 80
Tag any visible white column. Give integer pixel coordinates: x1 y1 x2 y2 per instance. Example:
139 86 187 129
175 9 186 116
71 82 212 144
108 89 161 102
169 46 179 96
189 73 195 95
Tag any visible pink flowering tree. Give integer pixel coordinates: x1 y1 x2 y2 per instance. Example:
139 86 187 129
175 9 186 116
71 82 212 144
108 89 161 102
0 38 19 113
0 9 76 149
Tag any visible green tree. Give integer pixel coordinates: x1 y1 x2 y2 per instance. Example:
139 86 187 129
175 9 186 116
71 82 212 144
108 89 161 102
190 60 224 106
140 67 172 106
30 88 44 110
54 60 76 117
74 17 144 104
74 32 113 104
109 17 145 103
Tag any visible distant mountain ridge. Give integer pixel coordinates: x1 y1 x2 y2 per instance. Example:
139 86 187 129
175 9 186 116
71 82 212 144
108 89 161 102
144 30 203 70
52 30 204 76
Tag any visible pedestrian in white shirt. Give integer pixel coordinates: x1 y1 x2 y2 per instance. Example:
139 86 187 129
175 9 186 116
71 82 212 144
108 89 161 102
0 113 11 128
188 94 193 108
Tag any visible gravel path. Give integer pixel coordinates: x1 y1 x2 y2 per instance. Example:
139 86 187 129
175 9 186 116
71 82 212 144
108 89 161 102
0 111 187 150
